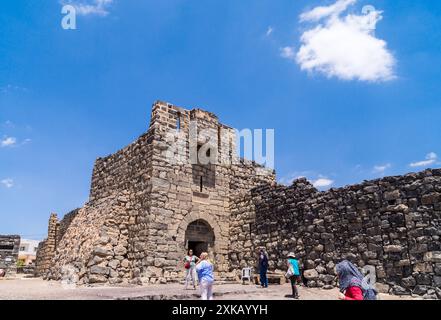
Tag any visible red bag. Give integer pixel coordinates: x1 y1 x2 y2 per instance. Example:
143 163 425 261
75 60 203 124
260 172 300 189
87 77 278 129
184 261 191 269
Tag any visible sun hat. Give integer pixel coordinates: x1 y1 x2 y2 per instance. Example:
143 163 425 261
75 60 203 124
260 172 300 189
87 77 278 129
287 252 296 258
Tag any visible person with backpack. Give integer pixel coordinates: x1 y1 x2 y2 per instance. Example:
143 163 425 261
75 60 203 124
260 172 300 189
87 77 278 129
258 249 269 288
286 252 301 299
336 260 377 300
183 249 199 290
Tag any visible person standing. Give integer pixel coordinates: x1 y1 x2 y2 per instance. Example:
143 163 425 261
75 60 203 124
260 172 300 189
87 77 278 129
183 249 199 290
258 249 269 288
195 252 215 300
287 252 301 299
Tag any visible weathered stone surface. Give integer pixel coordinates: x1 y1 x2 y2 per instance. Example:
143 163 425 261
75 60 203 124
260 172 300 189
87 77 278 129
434 264 441 275
230 168 441 296
424 252 441 263
413 285 428 295
93 247 112 257
113 246 127 256
384 190 400 201
90 266 109 275
36 101 275 285
375 283 390 294
392 285 409 296
384 245 403 253
88 274 107 283
304 269 319 280
34 101 441 298
402 276 417 288
0 235 20 276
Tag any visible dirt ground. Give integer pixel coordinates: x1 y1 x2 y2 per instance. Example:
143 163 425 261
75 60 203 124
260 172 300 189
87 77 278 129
0 277 419 300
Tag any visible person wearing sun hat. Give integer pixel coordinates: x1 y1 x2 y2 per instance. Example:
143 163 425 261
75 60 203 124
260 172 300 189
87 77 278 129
286 252 301 299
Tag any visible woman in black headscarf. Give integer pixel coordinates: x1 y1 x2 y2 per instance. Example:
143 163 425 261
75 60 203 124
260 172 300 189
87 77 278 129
258 249 269 288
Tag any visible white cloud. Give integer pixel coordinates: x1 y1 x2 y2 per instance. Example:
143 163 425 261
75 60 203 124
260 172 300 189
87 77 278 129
22 138 32 145
266 26 274 37
62 0 113 16
300 0 356 22
312 178 334 188
410 152 438 168
293 0 396 82
1 178 14 189
1 136 17 147
0 85 28 94
3 120 15 128
373 163 391 174
280 46 296 59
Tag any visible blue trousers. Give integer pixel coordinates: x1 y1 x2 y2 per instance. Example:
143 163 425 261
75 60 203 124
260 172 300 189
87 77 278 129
260 268 268 287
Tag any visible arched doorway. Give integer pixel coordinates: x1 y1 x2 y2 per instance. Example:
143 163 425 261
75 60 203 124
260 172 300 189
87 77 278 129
185 219 215 257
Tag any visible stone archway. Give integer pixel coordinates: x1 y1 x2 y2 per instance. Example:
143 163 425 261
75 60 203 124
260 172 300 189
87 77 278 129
175 212 224 254
184 219 215 257
174 212 228 273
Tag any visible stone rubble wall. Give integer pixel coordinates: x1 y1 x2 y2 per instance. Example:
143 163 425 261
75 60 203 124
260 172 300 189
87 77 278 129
35 214 58 277
230 169 441 298
35 210 80 277
57 209 80 244
0 235 20 276
34 240 47 276
47 197 132 285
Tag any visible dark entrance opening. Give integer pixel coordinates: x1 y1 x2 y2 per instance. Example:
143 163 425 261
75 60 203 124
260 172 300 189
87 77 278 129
188 241 208 258
185 220 215 258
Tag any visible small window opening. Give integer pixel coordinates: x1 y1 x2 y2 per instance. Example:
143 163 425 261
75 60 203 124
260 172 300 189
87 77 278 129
176 113 181 131
218 126 222 156
200 176 203 192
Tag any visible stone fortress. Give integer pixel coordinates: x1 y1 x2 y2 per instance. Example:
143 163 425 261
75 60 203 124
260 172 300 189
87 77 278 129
36 101 441 298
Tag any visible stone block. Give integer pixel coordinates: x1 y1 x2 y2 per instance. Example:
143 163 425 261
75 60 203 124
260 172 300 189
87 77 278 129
303 269 319 280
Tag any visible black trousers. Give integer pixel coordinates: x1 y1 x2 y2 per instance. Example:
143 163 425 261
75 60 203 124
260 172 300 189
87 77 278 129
290 276 299 297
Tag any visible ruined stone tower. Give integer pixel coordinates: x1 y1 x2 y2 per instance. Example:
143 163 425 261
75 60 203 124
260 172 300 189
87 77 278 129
37 101 275 285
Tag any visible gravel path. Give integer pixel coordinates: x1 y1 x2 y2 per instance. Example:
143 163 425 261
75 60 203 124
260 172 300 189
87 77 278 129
0 278 419 300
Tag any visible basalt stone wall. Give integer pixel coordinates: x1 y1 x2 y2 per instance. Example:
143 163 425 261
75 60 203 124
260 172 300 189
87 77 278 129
57 209 80 243
230 169 441 298
34 241 46 275
0 235 20 276
48 198 133 285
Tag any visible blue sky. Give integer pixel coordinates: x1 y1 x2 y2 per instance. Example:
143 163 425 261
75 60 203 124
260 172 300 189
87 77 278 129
0 0 440 239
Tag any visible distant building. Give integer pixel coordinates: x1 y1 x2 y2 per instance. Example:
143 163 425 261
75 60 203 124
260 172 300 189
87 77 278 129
18 239 40 266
